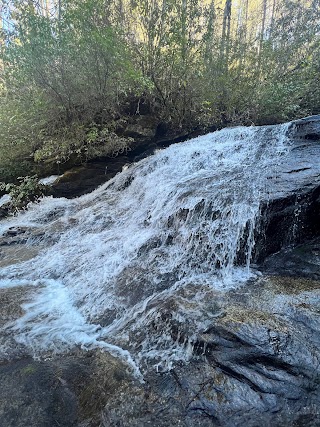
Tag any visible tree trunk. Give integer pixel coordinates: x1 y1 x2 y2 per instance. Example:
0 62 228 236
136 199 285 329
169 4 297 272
221 0 232 72
258 0 268 72
205 0 216 66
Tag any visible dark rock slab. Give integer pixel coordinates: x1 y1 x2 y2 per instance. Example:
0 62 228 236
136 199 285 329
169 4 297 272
0 277 318 427
289 115 320 141
0 254 320 426
262 237 320 280
252 116 320 262
102 274 320 427
0 350 132 427
0 206 9 220
254 185 320 262
50 157 131 198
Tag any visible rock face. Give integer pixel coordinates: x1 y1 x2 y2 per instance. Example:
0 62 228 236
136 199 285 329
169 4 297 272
2 248 319 427
0 116 319 426
262 237 320 280
253 115 320 262
0 347 130 427
290 114 320 140
103 270 320 427
101 238 320 427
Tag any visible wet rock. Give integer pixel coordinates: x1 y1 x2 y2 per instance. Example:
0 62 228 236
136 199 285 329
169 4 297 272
101 274 320 427
0 206 9 220
0 271 319 425
0 226 45 247
50 164 122 198
0 287 132 427
0 236 28 246
252 117 320 262
254 185 320 262
2 272 320 426
133 143 158 162
4 226 30 237
0 350 131 427
49 158 119 198
261 236 320 281
289 115 320 141
0 285 39 361
0 244 40 268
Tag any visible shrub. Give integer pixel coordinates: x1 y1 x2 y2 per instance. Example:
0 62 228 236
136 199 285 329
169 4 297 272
0 175 47 212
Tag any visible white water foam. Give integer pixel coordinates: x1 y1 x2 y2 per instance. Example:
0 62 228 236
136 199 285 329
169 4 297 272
38 174 62 186
0 194 10 207
0 124 292 376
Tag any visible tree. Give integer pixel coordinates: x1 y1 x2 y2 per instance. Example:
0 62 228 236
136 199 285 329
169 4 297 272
0 0 319 182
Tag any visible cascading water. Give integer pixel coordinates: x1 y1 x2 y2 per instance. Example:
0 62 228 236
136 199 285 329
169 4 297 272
0 123 294 376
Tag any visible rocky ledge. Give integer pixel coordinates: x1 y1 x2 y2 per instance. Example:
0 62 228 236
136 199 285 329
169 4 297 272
253 115 320 261
0 239 319 426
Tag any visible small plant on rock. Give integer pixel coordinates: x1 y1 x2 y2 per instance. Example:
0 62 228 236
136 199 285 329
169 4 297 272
0 175 47 212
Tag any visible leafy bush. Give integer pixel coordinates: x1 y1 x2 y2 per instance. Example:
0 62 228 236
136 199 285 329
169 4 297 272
0 176 47 212
0 0 145 180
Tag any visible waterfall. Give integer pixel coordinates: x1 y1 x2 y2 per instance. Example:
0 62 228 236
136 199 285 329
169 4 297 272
0 123 294 375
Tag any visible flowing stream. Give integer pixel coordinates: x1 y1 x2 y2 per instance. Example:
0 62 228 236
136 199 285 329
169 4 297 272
0 123 296 377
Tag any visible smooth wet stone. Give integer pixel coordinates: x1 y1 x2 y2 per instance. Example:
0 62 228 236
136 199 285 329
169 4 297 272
0 350 131 427
289 115 320 141
262 237 320 279
254 115 320 260
98 270 320 427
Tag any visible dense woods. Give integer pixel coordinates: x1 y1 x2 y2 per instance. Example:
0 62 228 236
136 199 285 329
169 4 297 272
0 0 319 181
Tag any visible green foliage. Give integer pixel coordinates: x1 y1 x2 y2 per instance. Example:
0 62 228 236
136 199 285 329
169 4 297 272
0 0 319 183
33 122 132 164
0 0 144 180
0 175 47 211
